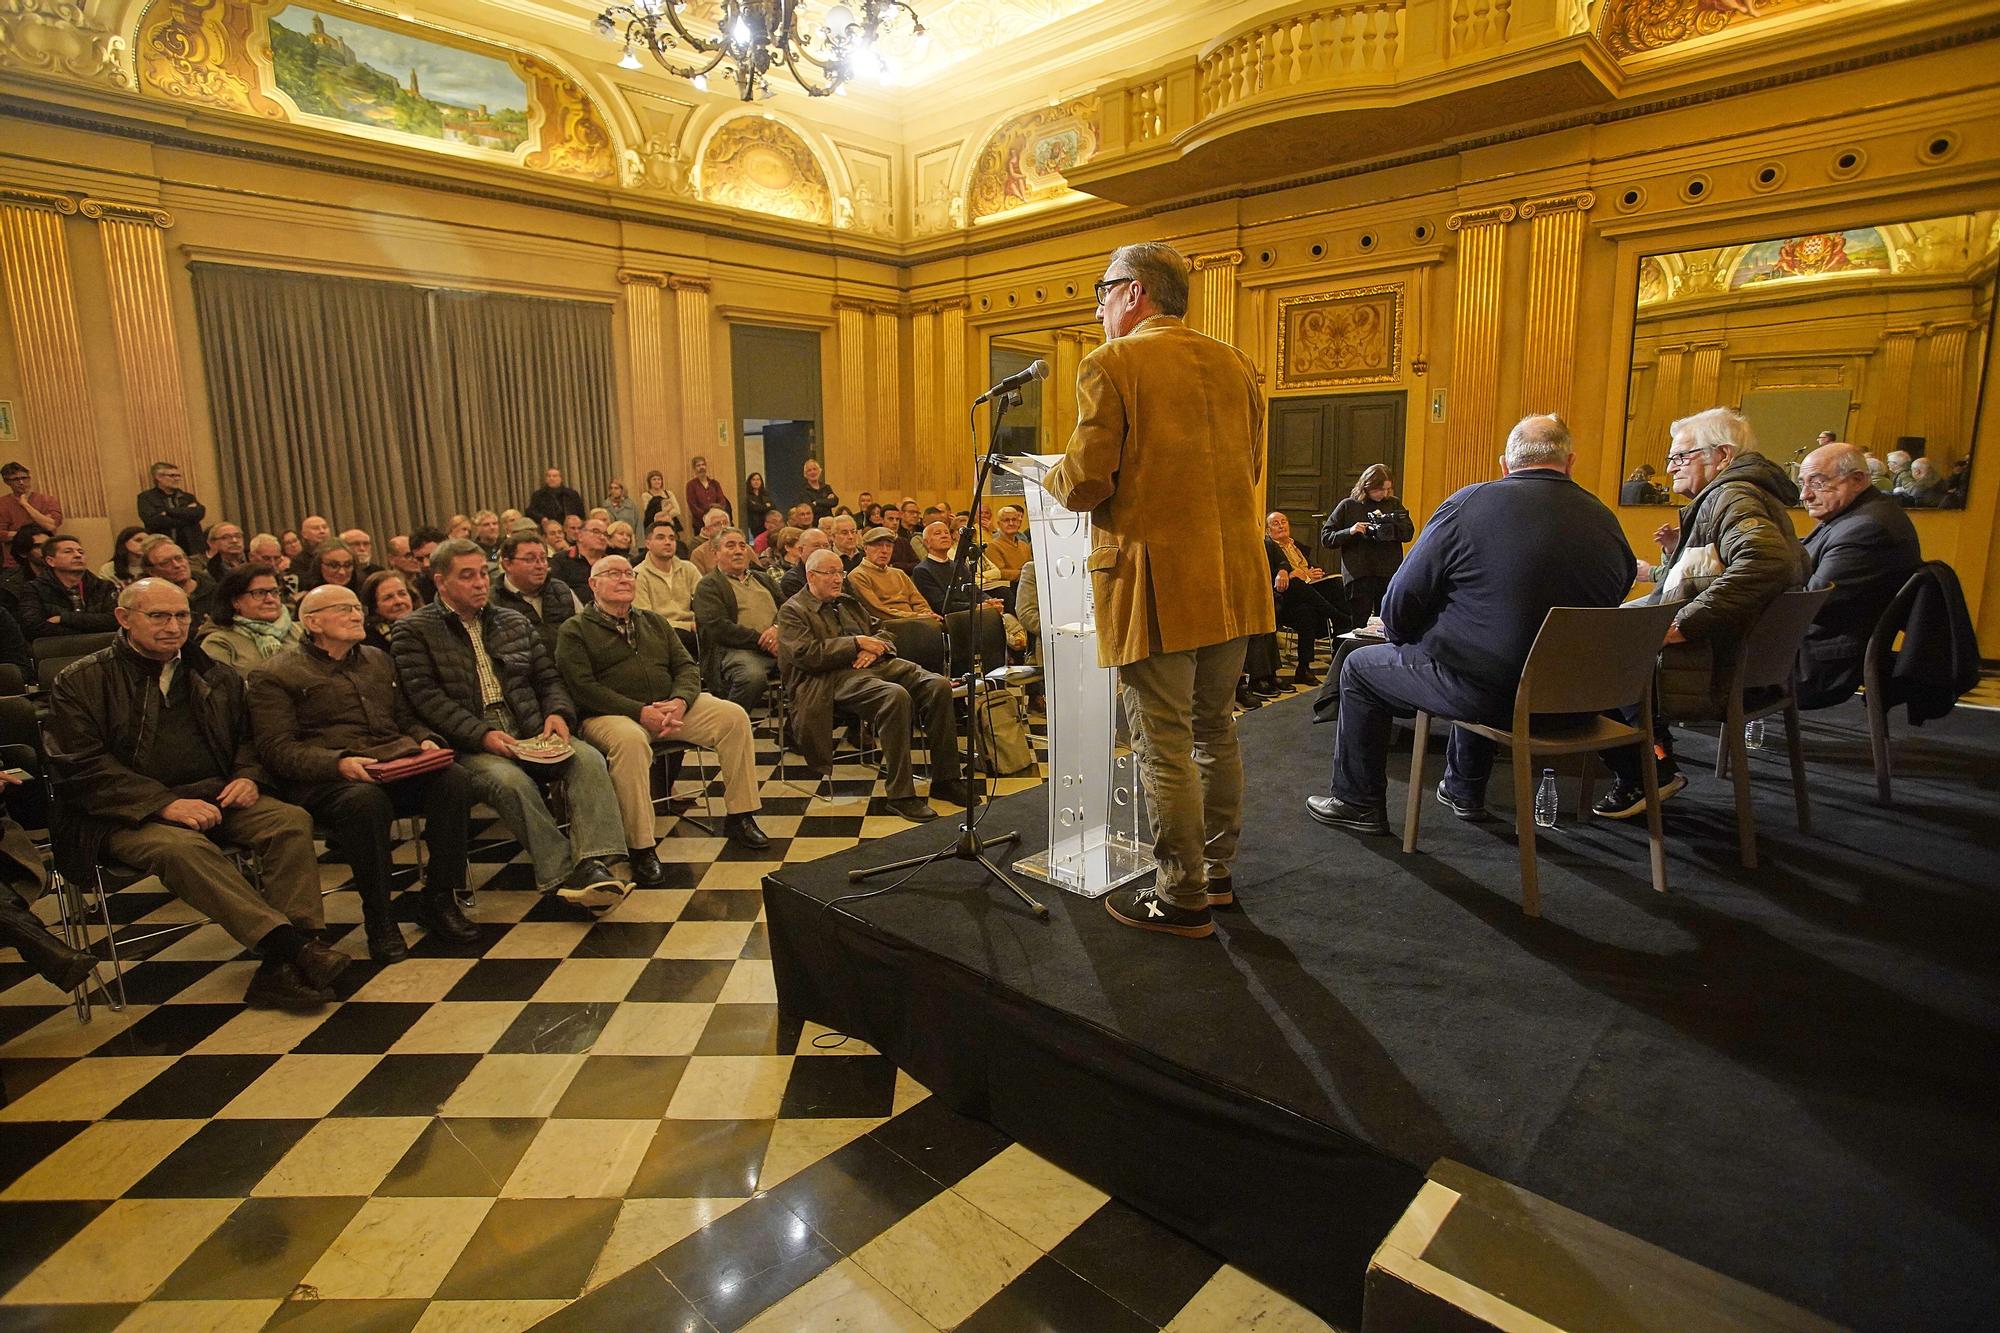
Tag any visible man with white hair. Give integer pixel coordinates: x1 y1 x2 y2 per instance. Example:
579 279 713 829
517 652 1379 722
1309 415 1634 834
781 526 831 602
688 506 732 576
1794 439 1921 708
1591 406 1803 819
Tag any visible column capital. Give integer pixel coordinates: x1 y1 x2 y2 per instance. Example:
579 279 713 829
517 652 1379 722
616 268 670 287
832 296 879 316
1518 191 1595 220
80 198 173 228
666 274 711 294
1447 203 1517 231
930 296 970 315
0 188 77 215
1191 249 1245 271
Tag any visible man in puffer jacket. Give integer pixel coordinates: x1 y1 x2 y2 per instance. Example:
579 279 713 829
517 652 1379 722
1595 407 1806 818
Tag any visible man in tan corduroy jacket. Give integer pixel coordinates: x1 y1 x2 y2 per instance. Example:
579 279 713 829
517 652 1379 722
1044 241 1274 940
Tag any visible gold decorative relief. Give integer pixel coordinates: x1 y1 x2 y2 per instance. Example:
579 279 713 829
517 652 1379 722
967 97 1102 223
1601 0 1833 57
0 0 131 87
1277 284 1404 390
699 117 832 225
136 0 615 180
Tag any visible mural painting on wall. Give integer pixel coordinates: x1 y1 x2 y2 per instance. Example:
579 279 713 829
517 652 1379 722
698 116 832 225
1276 284 1404 391
1601 0 1835 56
967 97 1101 223
1731 228 1890 288
136 0 615 180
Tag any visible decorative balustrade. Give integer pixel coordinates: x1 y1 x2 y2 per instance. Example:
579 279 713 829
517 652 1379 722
1449 0 1513 57
1128 75 1169 144
1197 4 1407 121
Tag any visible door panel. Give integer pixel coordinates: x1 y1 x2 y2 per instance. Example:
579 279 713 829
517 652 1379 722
1267 393 1405 554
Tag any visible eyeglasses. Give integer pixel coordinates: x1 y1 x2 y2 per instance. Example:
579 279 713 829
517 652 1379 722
307 603 364 616
1094 276 1136 306
321 559 355 570
134 610 192 625
242 587 282 599
1663 446 1717 468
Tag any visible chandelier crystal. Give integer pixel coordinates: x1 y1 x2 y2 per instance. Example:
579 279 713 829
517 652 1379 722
594 0 925 101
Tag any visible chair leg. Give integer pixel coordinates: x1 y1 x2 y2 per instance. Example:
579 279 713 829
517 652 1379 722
1783 700 1811 834
1636 740 1669 895
1578 754 1594 819
1402 712 1431 854
90 869 130 1012
1714 727 1729 780
1727 714 1757 871
1512 751 1539 917
1866 690 1892 806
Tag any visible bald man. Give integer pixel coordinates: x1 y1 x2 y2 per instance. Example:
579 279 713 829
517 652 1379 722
1795 440 1922 708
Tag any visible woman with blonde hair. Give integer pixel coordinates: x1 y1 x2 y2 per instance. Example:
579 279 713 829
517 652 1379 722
1322 464 1413 625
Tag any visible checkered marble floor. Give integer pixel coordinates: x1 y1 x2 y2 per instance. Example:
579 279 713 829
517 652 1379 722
0 683 1337 1332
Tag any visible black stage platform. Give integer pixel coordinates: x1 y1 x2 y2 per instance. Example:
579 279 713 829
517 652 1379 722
764 694 2000 1331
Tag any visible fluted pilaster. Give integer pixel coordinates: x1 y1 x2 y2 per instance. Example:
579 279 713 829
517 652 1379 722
618 270 672 462
1517 192 1592 419
1921 323 1972 458
668 275 713 464
910 306 935 454
1686 340 1724 410
1444 204 1514 492
1644 344 1687 470
937 300 968 496
1875 329 1918 443
1191 250 1245 347
1048 329 1094 447
0 189 106 513
871 305 901 491
85 199 192 501
833 299 870 484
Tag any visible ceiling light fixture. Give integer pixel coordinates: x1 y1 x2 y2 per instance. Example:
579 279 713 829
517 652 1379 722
594 0 924 101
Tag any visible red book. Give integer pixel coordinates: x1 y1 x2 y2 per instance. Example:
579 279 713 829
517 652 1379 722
364 749 458 782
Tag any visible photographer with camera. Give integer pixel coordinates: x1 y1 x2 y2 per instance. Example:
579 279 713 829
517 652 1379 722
1322 464 1413 626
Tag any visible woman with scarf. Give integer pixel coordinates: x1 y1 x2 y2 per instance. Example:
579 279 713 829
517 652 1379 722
199 562 303 669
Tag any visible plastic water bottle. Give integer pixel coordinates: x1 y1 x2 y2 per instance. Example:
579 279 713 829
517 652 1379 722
1534 769 1559 829
1744 719 1767 749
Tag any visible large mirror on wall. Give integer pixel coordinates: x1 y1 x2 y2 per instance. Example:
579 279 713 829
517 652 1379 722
989 323 1102 455
1621 210 1998 510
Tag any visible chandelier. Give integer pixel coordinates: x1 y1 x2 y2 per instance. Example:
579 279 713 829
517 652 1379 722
597 1 926 101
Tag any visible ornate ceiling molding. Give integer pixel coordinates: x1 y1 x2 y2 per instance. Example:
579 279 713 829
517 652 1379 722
0 186 78 214
0 0 129 89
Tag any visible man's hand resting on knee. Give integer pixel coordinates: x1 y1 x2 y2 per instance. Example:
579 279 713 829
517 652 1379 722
160 798 223 830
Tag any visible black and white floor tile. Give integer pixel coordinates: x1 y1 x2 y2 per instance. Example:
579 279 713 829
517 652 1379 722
0 682 1338 1331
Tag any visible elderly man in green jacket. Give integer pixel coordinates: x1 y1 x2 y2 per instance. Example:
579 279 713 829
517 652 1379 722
556 554 770 868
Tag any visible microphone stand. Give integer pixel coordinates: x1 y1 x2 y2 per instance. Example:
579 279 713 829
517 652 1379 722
843 388 1047 918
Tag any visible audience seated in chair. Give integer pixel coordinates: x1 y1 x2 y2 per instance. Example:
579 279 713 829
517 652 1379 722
391 539 627 911
1794 441 1923 710
1265 511 1348 686
44 579 349 1010
247 582 478 962
0 768 95 993
849 526 1005 676
556 554 770 863
491 532 583 656
687 507 732 576
776 549 973 823
911 520 1004 617
780 527 831 603
632 519 702 653
21 533 118 640
692 527 783 712
1596 407 1806 819
1308 415 1635 835
199 563 303 670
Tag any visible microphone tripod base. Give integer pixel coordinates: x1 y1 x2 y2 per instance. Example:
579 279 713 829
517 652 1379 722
846 823 1047 918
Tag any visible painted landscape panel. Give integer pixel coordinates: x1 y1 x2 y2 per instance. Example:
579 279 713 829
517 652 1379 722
269 4 529 152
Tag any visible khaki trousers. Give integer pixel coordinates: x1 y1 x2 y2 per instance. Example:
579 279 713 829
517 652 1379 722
103 796 323 949
1118 637 1249 910
581 694 761 847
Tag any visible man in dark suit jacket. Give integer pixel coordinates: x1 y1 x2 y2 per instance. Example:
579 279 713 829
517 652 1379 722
1308 416 1634 833
1795 441 1922 709
525 468 586 525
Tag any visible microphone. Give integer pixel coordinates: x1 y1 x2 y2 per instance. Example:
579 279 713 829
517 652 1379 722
974 359 1050 405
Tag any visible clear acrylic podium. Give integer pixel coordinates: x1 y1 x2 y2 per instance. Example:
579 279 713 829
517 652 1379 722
998 455 1153 898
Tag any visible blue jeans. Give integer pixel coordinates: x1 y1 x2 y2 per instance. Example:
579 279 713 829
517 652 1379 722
459 739 625 891
1331 643 1511 810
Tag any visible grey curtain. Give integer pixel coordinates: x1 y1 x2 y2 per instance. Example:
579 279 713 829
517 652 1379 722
191 264 616 539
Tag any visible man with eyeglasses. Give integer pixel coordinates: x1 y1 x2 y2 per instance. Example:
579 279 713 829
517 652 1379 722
557 554 770 870
492 531 583 655
45 579 348 1010
248 583 479 962
1043 242 1272 938
1593 406 1806 820
137 460 207 555
0 462 60 570
1792 439 1922 710
140 535 222 629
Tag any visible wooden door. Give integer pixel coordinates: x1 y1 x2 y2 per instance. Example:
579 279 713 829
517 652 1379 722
1267 392 1406 555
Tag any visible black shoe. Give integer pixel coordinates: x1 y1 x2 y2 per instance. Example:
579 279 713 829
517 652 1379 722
1235 684 1262 710
1251 677 1286 697
627 847 666 887
929 779 981 808
365 922 409 964
245 959 334 1011
453 887 476 913
1205 875 1235 908
723 813 770 851
293 939 352 992
1591 769 1687 820
557 859 627 911
1435 781 1494 823
885 796 937 822
418 888 479 942
0 896 98 992
1306 793 1391 836
1293 667 1320 687
1104 886 1215 938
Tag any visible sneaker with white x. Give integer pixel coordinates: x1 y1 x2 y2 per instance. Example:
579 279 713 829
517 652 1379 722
1104 885 1215 939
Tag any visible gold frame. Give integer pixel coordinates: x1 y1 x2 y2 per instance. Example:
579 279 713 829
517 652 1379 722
1276 283 1404 390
